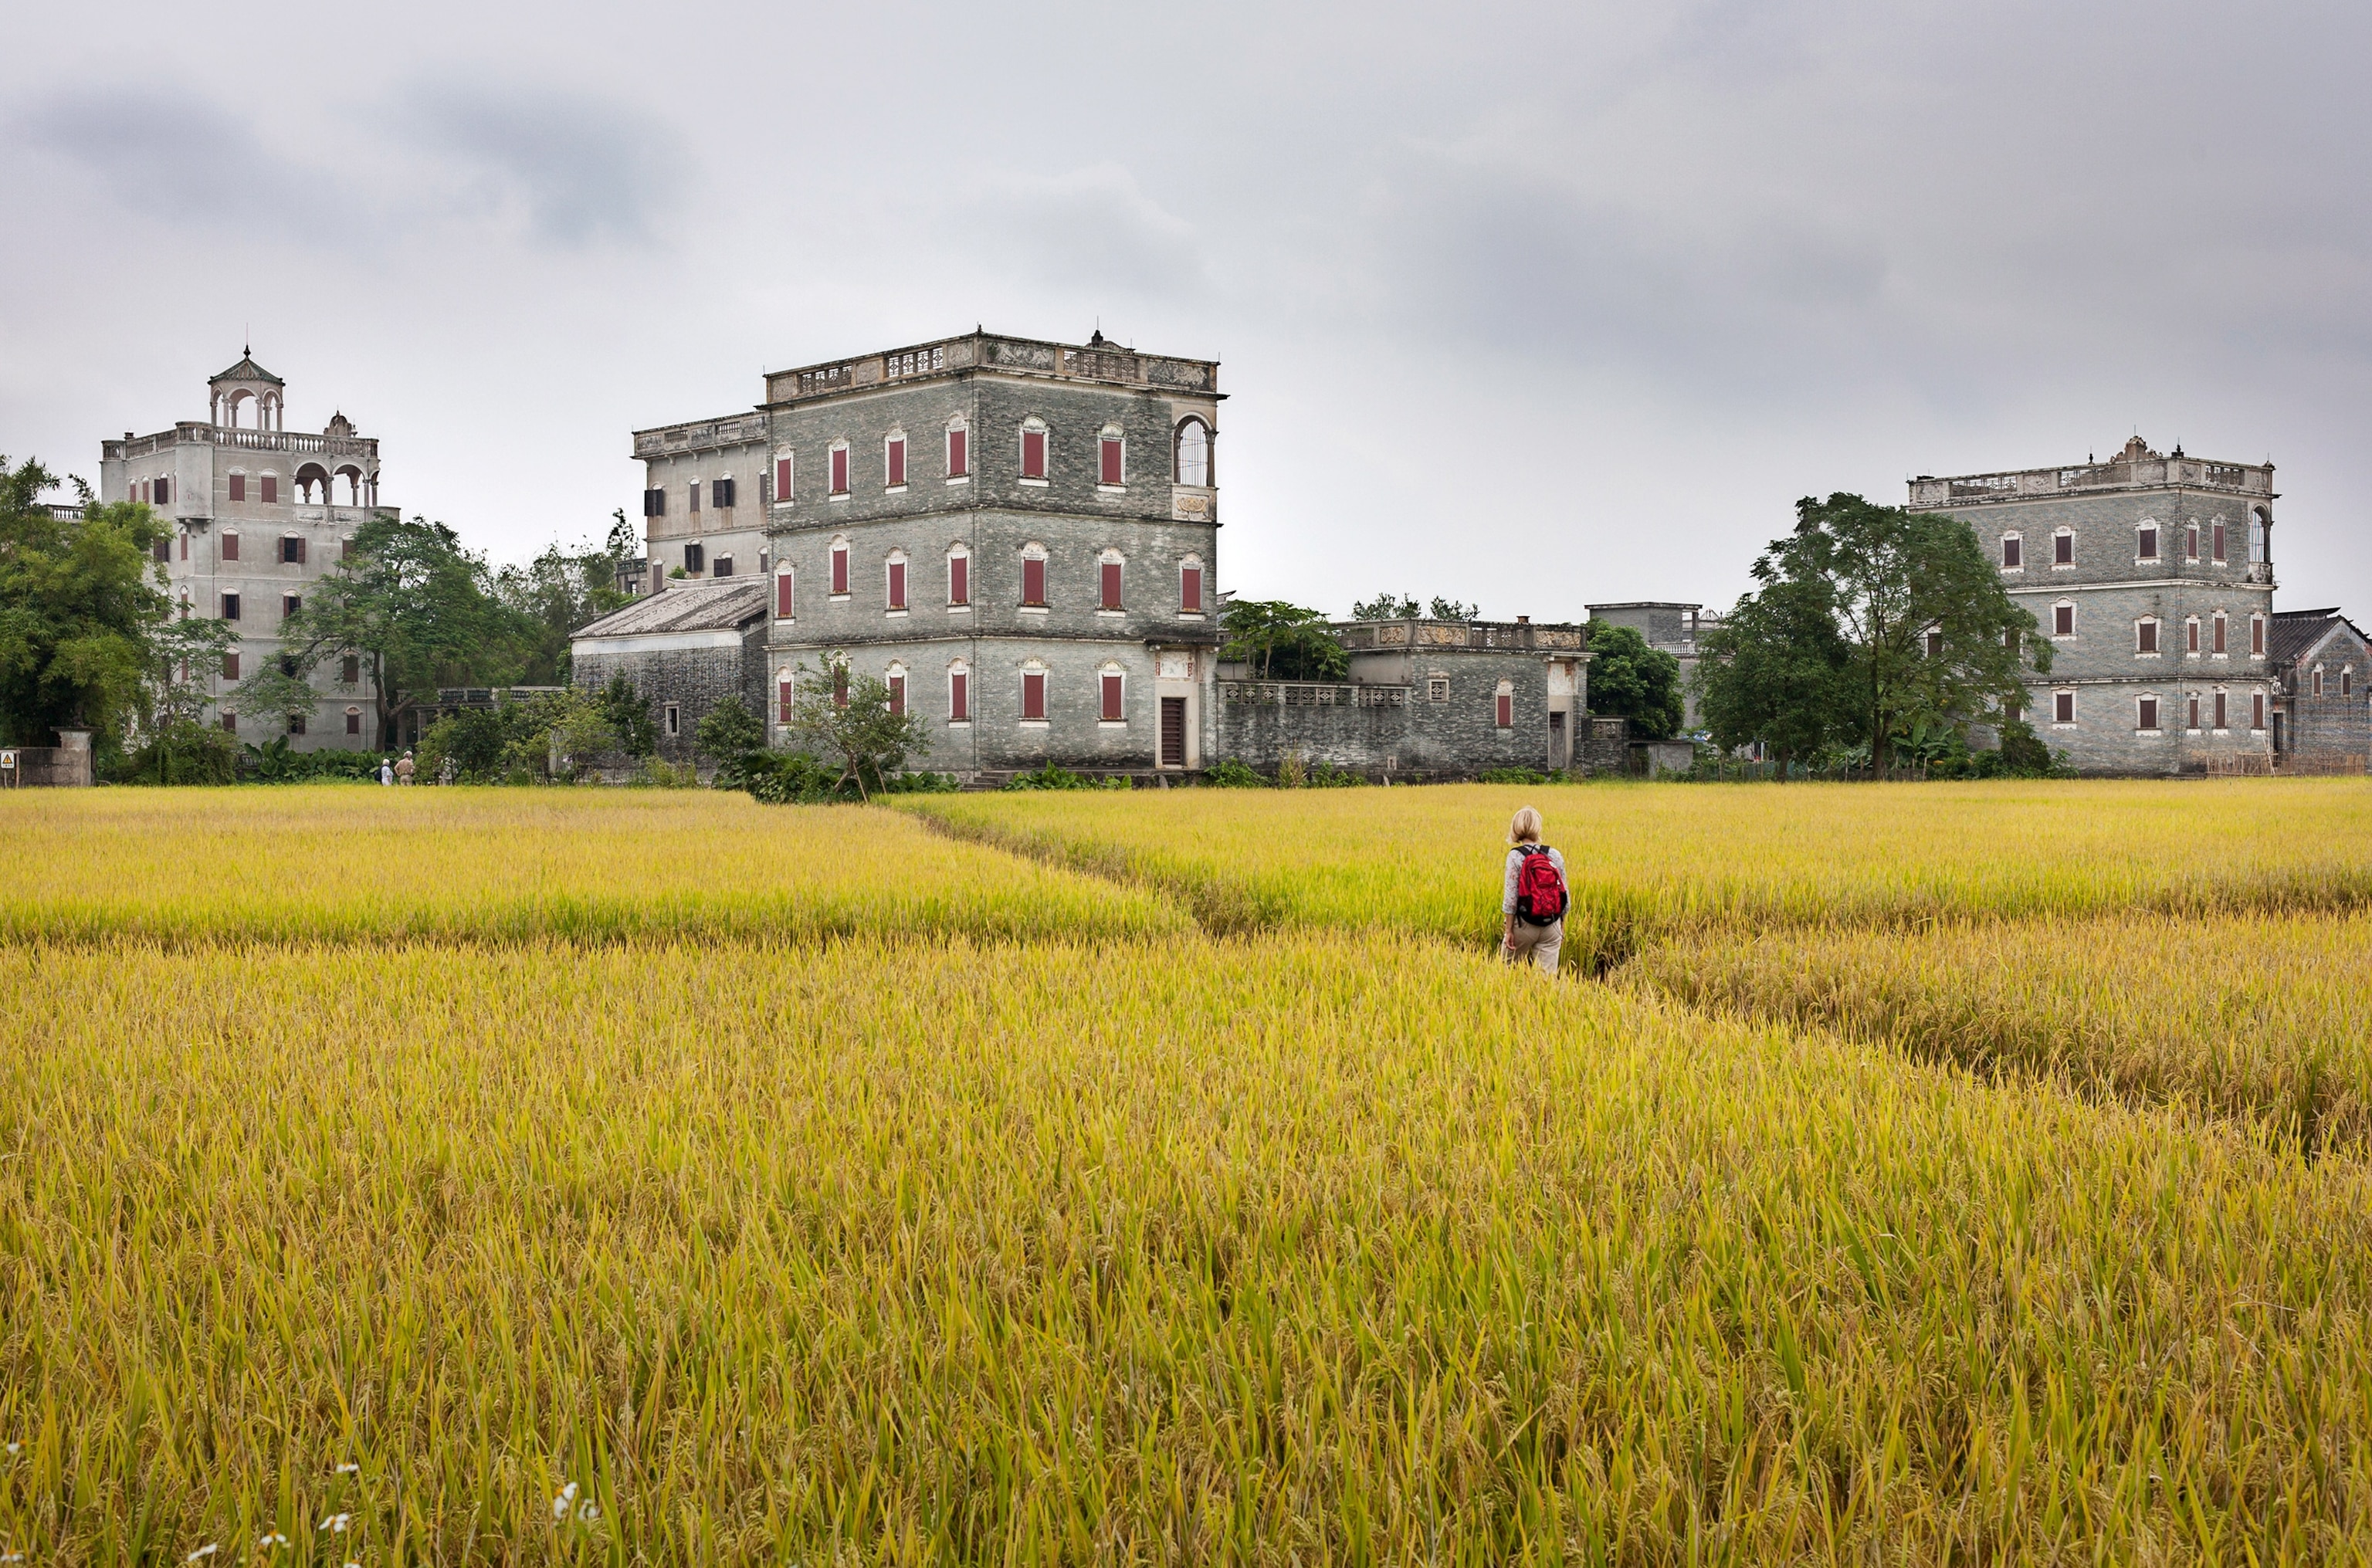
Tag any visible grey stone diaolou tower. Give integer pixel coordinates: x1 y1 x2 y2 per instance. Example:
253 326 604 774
1908 435 2277 776
754 330 1224 778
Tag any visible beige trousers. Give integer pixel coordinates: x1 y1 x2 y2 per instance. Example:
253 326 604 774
1503 918 1564 973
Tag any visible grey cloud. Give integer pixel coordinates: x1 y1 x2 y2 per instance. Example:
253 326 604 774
957 163 1209 300
21 90 363 241
400 83 685 248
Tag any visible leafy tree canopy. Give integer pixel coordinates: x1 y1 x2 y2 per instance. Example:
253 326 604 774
780 659 933 801
1222 599 1348 682
1353 594 1482 621
1695 493 2049 774
0 455 171 745
1584 622 1686 740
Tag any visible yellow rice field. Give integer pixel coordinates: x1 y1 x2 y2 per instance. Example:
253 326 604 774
1627 912 2372 1153
7 781 2372 1562
903 779 2372 964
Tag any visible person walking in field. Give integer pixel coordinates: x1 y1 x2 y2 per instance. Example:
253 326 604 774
395 750 415 785
378 757 395 786
1502 805 1569 972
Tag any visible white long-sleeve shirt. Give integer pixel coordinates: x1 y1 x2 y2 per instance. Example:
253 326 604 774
1503 845 1566 916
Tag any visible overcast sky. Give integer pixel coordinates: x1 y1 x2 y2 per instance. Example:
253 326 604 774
6 1 2368 619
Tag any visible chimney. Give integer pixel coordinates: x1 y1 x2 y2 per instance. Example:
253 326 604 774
1516 615 1530 624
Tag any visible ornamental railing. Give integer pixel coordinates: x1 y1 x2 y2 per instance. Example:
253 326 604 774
1222 681 1408 708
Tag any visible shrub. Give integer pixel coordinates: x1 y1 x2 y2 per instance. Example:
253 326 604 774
121 720 240 785
1308 760 1367 787
1478 767 1554 786
1005 764 1127 792
1205 758 1269 788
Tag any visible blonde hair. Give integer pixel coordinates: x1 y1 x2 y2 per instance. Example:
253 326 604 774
1507 806 1543 845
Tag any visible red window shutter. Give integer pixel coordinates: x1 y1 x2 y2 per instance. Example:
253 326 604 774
2215 691 2228 728
776 572 794 618
230 475 245 503
778 678 794 723
346 711 360 734
1023 672 1045 720
2055 692 2074 723
2139 527 2157 559
296 536 308 564
1022 556 1045 605
222 533 239 562
950 671 968 721
1022 429 1045 478
2188 621 2200 653
2255 693 2266 727
888 561 906 609
2252 618 2264 655
889 675 905 716
831 447 849 493
1496 693 1513 728
1181 565 1202 613
949 555 968 605
2002 537 2020 567
158 477 171 503
887 439 906 488
1101 673 1122 721
948 428 967 477
831 547 849 595
2140 698 2156 730
1100 561 1122 610
223 652 239 679
2054 605 2072 635
260 476 277 504
2214 617 2227 654
1100 438 1122 486
180 533 188 560
776 456 794 500
2055 533 2072 564
2213 523 2227 561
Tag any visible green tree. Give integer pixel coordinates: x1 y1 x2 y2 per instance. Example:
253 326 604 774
1696 493 2048 775
493 528 635 685
1428 596 1479 621
246 513 537 744
1350 592 1421 621
1221 599 1348 682
1584 622 1685 739
694 693 766 784
781 659 930 801
596 674 658 758
0 457 171 747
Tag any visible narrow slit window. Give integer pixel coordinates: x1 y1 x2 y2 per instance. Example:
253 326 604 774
1022 427 1047 479
1100 672 1123 722
1022 670 1046 720
886 436 906 489
831 544 849 596
1100 560 1123 610
2138 525 2157 560
950 669 969 722
887 559 906 611
1100 435 1123 486
948 553 969 606
2055 533 2074 565
830 446 849 495
1181 562 1203 614
947 427 968 478
2001 536 2021 568
775 455 795 501
1022 554 1046 605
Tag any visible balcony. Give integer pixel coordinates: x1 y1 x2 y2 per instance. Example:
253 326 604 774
1223 681 1408 708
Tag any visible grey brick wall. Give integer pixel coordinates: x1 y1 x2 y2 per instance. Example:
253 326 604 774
2285 624 2372 757
1215 651 1564 778
573 631 768 767
1937 489 2276 774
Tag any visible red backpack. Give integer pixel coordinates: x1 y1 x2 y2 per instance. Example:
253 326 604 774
1513 845 1568 925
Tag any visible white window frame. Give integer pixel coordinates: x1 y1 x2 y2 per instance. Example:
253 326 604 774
1174 417 1211 487
883 429 908 493
2249 614 2265 659
2135 617 2160 657
947 658 972 726
774 665 797 730
1018 541 1049 614
2212 686 2231 733
884 659 909 716
1493 677 1515 731
2136 693 2160 734
774 565 795 624
829 534 852 601
2052 689 2077 728
1096 425 1127 493
1097 661 1127 726
828 439 851 499
2136 520 2160 564
1096 547 1126 617
2052 600 2076 641
773 451 795 506
1018 659 1051 726
945 417 971 486
2185 616 2202 657
1178 554 1206 618
884 548 910 616
2211 611 2229 659
1999 531 2023 572
2185 522 2200 562
2052 527 2076 569
1018 418 1050 487
946 542 971 611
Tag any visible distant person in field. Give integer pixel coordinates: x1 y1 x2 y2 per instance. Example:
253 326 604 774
1502 805 1569 973
395 750 415 785
378 757 395 786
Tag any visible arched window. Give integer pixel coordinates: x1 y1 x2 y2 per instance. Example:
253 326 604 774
1493 679 1514 730
947 659 971 723
946 417 970 480
1020 542 1048 608
886 549 908 611
829 536 850 597
1098 425 1125 487
1179 554 1205 615
829 440 851 496
1020 659 1049 722
776 666 796 724
885 660 908 716
2250 509 2269 564
1098 547 1124 611
1019 418 1049 482
1174 418 1211 486
884 430 907 490
2136 694 2159 733
947 543 970 607
775 564 795 621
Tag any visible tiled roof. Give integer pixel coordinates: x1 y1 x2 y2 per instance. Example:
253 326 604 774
2268 608 2369 667
573 577 767 639
209 354 284 386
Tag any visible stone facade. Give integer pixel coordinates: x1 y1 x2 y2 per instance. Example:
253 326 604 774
1215 619 1592 778
569 578 770 768
618 330 1226 783
2269 609 2372 764
100 354 389 750
631 411 771 593
1587 601 1719 729
1908 437 2279 775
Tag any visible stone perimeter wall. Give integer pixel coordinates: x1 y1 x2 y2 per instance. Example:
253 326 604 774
571 632 768 770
